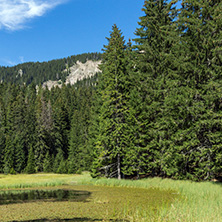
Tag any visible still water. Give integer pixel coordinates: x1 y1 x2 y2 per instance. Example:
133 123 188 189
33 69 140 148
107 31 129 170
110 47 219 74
0 189 91 205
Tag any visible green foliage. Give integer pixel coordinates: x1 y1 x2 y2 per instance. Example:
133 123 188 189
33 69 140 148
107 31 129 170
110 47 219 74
132 0 180 177
53 148 65 173
68 87 94 174
57 159 68 174
91 24 132 179
9 168 16 175
0 1 221 181
0 72 97 176
43 151 52 173
25 147 36 174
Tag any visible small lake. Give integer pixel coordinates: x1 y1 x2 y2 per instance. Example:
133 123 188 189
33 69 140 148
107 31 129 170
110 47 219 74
0 189 91 205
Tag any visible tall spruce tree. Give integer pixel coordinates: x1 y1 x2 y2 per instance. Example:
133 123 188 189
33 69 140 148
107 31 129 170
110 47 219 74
178 0 221 86
13 91 27 173
0 97 6 173
118 39 141 178
35 90 53 172
24 83 37 160
68 86 94 174
25 146 36 174
132 0 179 177
91 25 131 179
3 89 18 174
170 0 222 180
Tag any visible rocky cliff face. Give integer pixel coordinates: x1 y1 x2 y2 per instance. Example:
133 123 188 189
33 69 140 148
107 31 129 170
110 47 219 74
43 60 101 90
65 60 101 85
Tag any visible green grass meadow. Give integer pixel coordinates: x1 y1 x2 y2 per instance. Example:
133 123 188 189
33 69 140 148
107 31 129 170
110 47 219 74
0 173 221 221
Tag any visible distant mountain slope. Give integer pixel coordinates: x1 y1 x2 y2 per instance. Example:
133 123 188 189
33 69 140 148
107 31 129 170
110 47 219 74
43 60 101 90
0 52 102 86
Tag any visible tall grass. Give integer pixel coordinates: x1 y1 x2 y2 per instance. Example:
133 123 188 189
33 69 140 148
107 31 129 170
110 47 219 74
1 173 222 221
79 176 222 221
0 173 85 189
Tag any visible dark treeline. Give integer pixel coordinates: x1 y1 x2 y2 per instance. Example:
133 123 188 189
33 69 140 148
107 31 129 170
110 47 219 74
0 0 221 181
0 52 102 85
0 76 97 174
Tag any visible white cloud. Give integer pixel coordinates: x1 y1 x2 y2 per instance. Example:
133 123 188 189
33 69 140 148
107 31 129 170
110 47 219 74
0 57 16 66
0 55 25 66
0 0 65 30
19 56 24 63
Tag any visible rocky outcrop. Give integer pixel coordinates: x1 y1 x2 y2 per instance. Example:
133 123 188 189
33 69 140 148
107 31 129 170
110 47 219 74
16 69 23 78
42 80 63 90
65 60 101 85
43 60 101 90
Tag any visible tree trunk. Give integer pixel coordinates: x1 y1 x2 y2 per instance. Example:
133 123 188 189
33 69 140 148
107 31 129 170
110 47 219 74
117 153 121 180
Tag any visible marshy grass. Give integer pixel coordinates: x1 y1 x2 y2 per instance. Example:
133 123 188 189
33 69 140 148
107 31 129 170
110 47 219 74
80 176 222 221
0 173 222 221
0 184 175 221
0 173 176 222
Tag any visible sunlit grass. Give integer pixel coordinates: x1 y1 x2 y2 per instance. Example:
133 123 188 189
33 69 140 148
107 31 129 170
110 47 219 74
0 173 88 189
80 176 222 221
0 180 175 222
1 172 221 221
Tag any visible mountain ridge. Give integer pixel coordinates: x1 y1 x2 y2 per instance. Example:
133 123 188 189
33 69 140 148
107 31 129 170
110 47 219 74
0 52 102 86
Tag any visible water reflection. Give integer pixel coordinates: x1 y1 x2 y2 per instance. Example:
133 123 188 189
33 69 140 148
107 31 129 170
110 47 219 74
0 189 91 205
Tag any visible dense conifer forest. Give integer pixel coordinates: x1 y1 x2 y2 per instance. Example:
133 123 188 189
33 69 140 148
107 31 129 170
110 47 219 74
0 52 102 85
0 0 221 181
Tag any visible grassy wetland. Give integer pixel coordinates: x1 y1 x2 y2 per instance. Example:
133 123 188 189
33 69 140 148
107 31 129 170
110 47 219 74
0 173 221 221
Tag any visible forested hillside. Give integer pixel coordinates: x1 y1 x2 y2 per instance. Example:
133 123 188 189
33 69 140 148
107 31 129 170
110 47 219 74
0 75 98 174
0 0 221 181
0 52 102 85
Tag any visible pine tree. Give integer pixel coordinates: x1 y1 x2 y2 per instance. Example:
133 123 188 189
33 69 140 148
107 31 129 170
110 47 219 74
132 0 179 177
68 110 84 173
53 101 70 159
3 96 17 174
43 151 52 172
0 98 6 173
25 146 36 174
178 0 221 86
34 91 52 172
68 87 94 174
171 0 222 180
91 25 131 179
53 148 66 173
24 83 37 160
13 91 27 173
57 159 67 174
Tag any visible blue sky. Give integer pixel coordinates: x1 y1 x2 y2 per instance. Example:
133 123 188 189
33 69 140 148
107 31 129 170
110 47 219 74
0 0 181 67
